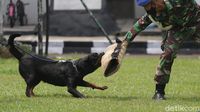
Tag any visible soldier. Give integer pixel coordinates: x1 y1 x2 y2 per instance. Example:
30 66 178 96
124 0 200 100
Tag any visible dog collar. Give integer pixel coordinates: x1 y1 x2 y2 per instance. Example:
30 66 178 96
71 60 79 73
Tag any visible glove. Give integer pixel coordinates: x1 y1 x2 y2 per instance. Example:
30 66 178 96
124 28 137 43
124 31 133 43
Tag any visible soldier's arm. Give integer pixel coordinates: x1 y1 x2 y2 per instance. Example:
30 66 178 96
125 14 152 42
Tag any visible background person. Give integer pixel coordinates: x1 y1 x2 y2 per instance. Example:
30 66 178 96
7 0 15 27
16 0 25 26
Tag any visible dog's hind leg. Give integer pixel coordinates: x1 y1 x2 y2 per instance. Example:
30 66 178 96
26 86 33 97
25 75 40 97
67 78 85 98
26 82 40 97
77 80 108 90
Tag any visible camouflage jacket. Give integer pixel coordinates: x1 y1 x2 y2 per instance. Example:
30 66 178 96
126 0 200 41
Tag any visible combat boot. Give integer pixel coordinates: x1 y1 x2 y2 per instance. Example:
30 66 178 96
152 84 166 100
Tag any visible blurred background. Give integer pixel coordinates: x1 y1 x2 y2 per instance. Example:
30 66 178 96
1 0 147 36
0 0 199 56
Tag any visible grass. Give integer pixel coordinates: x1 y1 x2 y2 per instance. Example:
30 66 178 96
0 55 200 112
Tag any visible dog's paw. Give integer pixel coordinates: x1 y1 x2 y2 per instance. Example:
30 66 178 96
101 86 108 90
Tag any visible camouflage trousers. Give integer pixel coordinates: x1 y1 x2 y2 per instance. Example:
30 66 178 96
154 25 200 84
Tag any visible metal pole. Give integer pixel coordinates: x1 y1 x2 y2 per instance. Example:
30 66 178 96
0 0 3 38
80 0 113 44
38 0 43 55
45 0 49 56
0 0 7 46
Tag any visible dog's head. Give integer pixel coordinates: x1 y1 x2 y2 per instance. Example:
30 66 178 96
86 52 105 67
76 52 104 75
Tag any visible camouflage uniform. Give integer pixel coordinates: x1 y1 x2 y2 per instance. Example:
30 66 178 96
126 0 200 84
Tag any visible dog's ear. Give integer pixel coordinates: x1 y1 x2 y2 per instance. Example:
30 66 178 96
99 52 105 57
92 53 99 57
115 37 122 43
86 53 98 61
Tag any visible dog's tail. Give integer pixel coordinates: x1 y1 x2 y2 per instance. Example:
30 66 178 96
8 34 23 60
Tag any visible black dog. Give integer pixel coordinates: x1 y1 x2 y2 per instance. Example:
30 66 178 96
8 34 107 98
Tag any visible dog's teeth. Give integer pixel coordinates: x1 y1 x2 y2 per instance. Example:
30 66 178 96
58 60 66 62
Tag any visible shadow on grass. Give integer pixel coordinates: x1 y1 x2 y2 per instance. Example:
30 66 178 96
168 95 200 102
34 93 72 98
0 94 138 102
179 96 200 102
87 95 138 101
32 94 138 101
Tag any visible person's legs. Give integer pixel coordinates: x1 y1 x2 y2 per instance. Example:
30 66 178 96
20 16 23 26
153 27 196 100
19 14 24 26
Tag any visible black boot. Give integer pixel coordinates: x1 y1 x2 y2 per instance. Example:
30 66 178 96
152 84 166 100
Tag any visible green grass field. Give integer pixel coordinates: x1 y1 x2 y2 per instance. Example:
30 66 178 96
0 55 200 112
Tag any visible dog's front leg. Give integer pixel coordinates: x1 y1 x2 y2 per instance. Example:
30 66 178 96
67 78 85 98
78 80 108 90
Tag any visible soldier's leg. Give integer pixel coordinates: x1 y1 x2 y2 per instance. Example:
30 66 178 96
161 31 168 51
153 35 177 100
193 25 200 42
153 28 196 100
